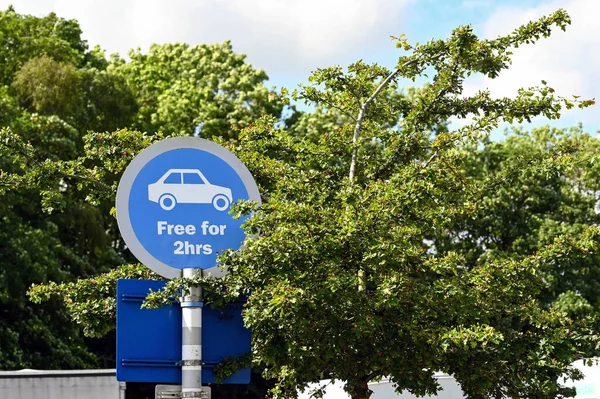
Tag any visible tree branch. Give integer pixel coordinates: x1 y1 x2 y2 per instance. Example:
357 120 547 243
349 67 403 182
423 150 439 168
348 52 446 182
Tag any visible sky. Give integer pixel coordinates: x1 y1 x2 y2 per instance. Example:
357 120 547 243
2 0 598 138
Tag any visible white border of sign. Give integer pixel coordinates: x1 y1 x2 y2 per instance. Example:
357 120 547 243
116 137 261 279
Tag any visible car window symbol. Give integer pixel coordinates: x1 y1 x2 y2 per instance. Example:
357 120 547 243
183 172 205 185
148 169 232 211
163 172 182 184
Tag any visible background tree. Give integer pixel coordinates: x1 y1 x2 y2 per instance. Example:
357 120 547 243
0 6 128 367
113 41 284 140
434 125 600 314
0 6 87 85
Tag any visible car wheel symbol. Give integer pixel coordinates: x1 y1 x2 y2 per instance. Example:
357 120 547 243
212 194 230 211
159 194 177 211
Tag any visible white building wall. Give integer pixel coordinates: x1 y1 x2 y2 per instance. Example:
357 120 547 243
299 360 600 399
369 374 465 399
564 360 600 399
0 369 121 399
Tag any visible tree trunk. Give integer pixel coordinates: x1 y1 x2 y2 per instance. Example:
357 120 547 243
349 379 372 399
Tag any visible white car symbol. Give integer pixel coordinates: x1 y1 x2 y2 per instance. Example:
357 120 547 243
148 169 233 211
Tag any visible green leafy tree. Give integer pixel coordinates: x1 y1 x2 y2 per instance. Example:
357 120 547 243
113 41 284 140
209 10 600 399
12 55 138 135
16 8 600 399
0 7 87 85
435 125 600 314
0 122 113 369
12 55 82 118
79 67 138 132
0 7 136 369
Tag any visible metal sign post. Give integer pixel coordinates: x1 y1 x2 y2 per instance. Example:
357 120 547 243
115 137 261 398
181 268 203 398
156 385 212 399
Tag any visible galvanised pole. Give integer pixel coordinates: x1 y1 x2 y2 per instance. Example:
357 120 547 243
181 268 204 399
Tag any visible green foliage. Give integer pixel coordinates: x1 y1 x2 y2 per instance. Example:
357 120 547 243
286 106 352 144
553 291 595 316
213 353 253 383
0 7 141 369
12 55 138 133
41 9 594 398
78 68 138 132
435 125 600 313
13 55 82 118
0 7 87 85
0 123 124 368
113 41 284 139
0 86 20 126
29 265 161 338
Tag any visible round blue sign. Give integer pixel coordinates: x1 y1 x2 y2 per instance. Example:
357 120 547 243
116 138 261 278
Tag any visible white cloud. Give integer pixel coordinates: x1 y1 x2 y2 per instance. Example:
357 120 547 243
464 0 600 126
1 0 412 78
